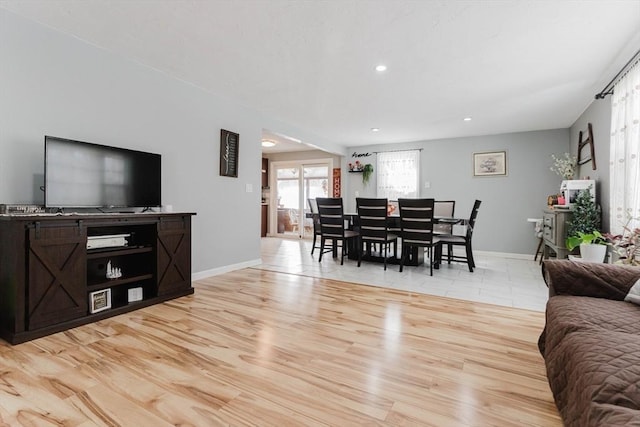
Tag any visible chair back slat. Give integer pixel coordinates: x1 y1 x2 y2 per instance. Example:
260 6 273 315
356 198 389 242
398 198 435 246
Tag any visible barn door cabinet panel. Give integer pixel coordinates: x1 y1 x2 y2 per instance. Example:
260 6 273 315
27 221 87 330
157 215 192 296
0 212 195 344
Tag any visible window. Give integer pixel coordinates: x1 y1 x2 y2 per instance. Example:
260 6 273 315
376 150 420 200
610 62 640 234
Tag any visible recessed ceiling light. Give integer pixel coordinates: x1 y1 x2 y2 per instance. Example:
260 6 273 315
375 64 387 72
371 128 380 132
463 117 472 121
261 140 276 147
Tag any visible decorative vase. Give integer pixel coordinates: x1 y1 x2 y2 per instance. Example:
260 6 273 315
579 243 607 263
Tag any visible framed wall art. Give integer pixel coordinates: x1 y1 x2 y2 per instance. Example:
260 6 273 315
89 288 112 314
473 151 507 177
220 129 239 177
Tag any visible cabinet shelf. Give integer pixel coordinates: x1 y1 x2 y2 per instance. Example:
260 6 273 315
87 274 154 292
87 246 153 259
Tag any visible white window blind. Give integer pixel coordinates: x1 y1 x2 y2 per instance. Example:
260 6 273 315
376 150 420 200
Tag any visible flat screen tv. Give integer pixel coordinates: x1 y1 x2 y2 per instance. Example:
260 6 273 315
45 136 161 209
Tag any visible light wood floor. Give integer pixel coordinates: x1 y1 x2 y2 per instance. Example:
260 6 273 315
0 269 561 426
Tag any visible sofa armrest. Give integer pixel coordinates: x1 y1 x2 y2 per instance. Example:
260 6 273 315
542 260 640 300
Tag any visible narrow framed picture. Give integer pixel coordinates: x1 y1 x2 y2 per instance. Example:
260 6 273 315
473 151 507 177
89 288 112 314
220 129 239 177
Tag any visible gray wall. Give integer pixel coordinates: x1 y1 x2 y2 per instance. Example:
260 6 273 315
0 9 340 275
570 99 611 232
345 129 571 255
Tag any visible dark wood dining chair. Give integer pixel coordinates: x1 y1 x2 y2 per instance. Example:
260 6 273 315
356 198 398 270
437 200 481 272
398 198 440 276
434 200 455 258
307 198 321 255
316 197 359 265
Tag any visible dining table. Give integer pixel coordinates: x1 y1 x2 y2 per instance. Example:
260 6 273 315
307 212 468 266
346 213 467 266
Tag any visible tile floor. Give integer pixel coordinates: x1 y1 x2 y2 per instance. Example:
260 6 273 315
254 237 550 312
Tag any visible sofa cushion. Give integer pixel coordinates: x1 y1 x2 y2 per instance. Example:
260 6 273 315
545 330 640 427
543 260 640 301
544 295 640 353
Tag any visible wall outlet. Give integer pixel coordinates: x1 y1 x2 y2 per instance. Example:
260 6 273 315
355 191 359 197
246 183 253 193
424 181 431 189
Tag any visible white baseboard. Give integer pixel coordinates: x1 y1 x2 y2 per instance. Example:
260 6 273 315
474 250 536 260
444 247 536 260
192 258 262 281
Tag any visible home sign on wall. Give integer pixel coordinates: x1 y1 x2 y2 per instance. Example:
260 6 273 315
220 129 239 177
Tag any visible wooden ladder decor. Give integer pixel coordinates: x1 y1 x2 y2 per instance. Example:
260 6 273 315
577 122 596 170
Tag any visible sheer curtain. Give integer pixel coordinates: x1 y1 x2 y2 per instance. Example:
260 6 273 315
610 61 640 234
376 150 420 200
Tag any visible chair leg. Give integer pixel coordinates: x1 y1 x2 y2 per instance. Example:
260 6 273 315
534 237 543 261
319 238 325 263
311 232 317 255
465 243 474 272
468 242 476 268
399 244 406 272
383 240 388 271
358 238 363 267
429 244 433 276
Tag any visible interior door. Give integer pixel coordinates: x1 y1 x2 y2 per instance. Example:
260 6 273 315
275 165 301 237
302 164 330 238
273 161 331 239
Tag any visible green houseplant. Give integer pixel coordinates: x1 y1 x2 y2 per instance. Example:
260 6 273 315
362 164 374 185
566 230 606 250
565 186 606 262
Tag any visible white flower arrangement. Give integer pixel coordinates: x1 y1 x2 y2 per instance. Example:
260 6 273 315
550 153 577 180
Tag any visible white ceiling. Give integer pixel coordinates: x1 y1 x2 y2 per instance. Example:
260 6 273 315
2 0 639 151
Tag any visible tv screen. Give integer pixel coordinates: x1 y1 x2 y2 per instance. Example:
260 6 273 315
45 136 161 208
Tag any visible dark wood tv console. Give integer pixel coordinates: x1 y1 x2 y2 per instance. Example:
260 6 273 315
0 212 195 344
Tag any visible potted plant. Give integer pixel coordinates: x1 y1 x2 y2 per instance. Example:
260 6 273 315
566 230 608 262
565 186 605 262
604 213 640 266
362 163 374 185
